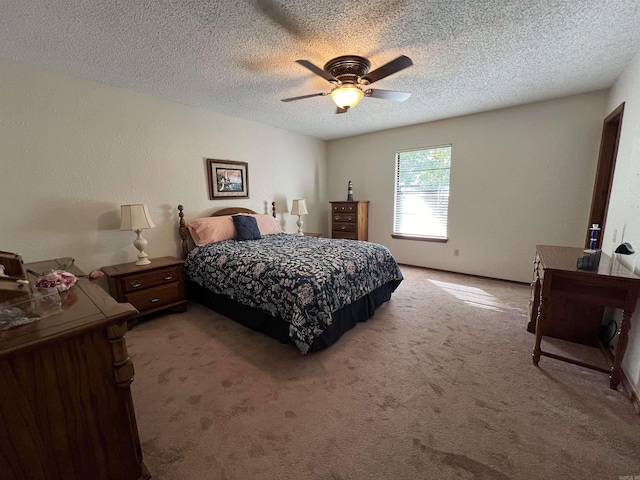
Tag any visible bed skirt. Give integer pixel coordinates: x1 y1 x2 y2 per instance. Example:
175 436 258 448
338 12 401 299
186 280 396 351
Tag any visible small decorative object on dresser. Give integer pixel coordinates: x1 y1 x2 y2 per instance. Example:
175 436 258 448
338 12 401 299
119 204 156 266
584 223 601 253
347 180 353 200
102 256 187 327
330 200 369 240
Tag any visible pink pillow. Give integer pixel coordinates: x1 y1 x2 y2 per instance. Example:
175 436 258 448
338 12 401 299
250 214 283 235
188 216 236 246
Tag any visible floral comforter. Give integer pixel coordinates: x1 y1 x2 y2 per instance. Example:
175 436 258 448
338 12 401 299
183 234 403 353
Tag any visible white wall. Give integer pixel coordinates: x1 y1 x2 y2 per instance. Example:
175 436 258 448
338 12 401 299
605 48 640 397
327 92 607 283
0 59 327 272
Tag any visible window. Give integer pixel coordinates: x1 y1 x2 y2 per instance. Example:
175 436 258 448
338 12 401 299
393 145 451 241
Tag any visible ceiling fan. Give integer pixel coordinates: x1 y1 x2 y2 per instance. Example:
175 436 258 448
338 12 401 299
281 55 413 114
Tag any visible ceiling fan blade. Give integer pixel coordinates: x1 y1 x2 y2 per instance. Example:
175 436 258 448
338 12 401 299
361 55 413 84
296 60 338 84
281 92 327 102
336 107 349 114
366 89 412 102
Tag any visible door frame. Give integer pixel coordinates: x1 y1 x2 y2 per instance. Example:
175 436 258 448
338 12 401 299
585 102 625 249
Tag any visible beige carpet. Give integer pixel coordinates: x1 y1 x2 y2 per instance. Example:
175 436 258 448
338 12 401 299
127 265 640 480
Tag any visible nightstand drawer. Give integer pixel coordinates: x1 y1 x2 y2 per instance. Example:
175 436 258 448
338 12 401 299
333 213 356 223
121 267 180 293
125 283 182 313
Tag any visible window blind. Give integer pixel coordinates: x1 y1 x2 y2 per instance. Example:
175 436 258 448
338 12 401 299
393 146 451 239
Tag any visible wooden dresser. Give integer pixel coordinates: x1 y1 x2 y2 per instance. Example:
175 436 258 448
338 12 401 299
103 256 187 325
0 258 149 480
330 201 369 240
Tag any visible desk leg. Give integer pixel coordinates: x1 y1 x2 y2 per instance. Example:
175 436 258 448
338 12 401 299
532 295 549 366
610 310 632 390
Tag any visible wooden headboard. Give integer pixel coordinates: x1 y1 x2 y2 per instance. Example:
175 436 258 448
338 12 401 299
177 202 277 259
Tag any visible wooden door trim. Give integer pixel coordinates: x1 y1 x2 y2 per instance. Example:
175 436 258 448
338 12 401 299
585 102 624 249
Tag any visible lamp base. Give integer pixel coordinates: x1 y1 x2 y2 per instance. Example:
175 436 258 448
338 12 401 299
135 256 151 266
133 230 151 266
296 216 304 236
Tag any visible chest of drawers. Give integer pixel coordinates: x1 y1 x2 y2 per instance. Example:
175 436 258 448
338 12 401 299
103 256 187 324
330 201 369 240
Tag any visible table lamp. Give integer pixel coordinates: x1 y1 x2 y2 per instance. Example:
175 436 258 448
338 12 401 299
119 204 155 265
290 199 308 236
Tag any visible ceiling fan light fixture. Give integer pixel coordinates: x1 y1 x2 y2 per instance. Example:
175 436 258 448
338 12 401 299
330 84 364 109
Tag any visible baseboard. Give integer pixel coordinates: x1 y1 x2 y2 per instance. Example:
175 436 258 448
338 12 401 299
397 263 529 286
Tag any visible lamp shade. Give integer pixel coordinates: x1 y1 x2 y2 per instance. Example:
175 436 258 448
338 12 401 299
330 85 365 109
119 204 155 231
290 199 308 216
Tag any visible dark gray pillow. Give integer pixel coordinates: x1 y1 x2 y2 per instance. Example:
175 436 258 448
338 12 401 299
232 215 261 241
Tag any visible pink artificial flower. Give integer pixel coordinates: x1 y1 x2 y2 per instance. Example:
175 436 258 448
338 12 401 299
35 270 78 292
89 269 104 280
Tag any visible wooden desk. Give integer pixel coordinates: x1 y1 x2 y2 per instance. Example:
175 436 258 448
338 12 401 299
530 245 640 390
0 258 149 480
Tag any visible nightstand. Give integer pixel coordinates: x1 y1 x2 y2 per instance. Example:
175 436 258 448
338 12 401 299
303 232 322 238
102 256 187 326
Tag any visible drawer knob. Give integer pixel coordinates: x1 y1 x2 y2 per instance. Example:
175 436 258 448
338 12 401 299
150 297 160 303
130 280 142 288
347 216 353 221
334 216 339 220
341 226 346 230
164 275 174 281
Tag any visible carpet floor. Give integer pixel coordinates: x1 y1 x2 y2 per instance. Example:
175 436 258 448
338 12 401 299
126 265 640 480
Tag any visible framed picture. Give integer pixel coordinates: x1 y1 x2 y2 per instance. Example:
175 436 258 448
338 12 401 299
206 159 249 200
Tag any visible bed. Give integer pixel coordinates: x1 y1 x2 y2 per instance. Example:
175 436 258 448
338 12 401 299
177 204 403 354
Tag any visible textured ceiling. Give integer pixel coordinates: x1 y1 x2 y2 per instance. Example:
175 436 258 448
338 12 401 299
1 1 639 140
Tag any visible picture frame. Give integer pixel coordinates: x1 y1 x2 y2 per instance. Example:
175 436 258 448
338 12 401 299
206 159 249 200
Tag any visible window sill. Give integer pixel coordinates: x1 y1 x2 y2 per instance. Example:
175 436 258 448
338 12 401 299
391 234 448 243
